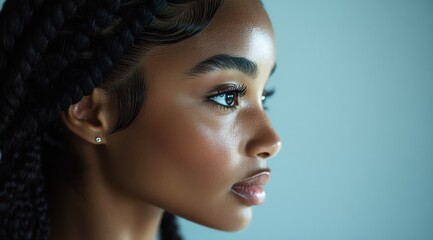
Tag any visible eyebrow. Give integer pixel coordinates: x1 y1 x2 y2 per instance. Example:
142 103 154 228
270 63 277 76
186 54 259 78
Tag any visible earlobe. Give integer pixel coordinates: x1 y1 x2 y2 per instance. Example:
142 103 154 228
61 89 115 144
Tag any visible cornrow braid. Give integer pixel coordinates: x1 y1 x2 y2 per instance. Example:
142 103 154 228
0 0 87 135
22 0 123 125
0 2 123 235
161 212 182 240
35 0 122 92
0 0 45 75
0 118 47 240
0 1 223 240
51 0 156 114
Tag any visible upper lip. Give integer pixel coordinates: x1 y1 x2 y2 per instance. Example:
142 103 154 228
233 168 271 186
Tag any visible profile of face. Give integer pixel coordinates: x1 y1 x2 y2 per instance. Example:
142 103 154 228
63 0 281 232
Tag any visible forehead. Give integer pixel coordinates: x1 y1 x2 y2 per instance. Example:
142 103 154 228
146 0 275 74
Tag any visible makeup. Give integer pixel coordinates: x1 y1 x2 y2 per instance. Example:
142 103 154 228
231 171 270 206
206 83 247 110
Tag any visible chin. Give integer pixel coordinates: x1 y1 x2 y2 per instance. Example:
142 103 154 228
197 206 253 232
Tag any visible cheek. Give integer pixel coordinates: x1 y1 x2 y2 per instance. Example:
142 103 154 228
142 103 252 230
106 86 252 230
142 100 241 202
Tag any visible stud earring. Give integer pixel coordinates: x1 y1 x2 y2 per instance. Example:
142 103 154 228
95 137 102 143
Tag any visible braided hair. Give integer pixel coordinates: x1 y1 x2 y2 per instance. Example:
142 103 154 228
0 0 223 239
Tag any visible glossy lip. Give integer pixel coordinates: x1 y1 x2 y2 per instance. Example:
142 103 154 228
230 170 271 206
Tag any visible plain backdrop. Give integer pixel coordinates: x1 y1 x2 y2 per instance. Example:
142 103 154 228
1 1 432 240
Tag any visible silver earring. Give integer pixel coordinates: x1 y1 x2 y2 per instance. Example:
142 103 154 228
95 137 102 143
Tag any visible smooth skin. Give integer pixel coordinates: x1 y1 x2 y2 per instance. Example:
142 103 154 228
50 0 281 239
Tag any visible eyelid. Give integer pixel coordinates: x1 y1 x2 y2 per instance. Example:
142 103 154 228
261 88 275 110
206 83 247 110
207 83 246 96
262 88 275 100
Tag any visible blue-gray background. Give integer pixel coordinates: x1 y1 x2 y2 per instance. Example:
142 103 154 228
1 0 432 239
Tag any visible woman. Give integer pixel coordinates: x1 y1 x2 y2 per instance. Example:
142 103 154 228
0 0 281 239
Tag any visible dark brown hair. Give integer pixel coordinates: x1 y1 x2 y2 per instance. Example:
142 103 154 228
0 0 223 239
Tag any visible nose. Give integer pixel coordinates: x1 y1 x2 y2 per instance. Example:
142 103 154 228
245 112 282 159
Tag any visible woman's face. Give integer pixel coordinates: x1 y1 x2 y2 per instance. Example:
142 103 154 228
105 0 281 231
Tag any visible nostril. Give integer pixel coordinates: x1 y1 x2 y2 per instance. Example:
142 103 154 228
246 122 282 159
257 152 270 159
258 141 281 159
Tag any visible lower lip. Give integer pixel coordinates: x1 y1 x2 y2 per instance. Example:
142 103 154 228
231 184 266 206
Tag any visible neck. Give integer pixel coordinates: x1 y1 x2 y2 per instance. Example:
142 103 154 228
47 150 163 240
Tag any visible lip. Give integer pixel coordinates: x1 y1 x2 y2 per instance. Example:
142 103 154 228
231 170 271 206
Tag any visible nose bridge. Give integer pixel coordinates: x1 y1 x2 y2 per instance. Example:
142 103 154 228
243 107 281 159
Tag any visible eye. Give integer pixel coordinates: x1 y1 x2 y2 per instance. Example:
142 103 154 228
207 84 247 110
261 88 275 110
210 92 236 107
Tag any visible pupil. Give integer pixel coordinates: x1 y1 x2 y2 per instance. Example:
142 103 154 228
225 93 234 105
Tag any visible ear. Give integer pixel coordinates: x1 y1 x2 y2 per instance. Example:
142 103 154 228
61 88 117 144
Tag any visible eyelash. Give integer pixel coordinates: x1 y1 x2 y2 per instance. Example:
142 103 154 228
206 84 275 111
261 88 275 110
207 84 247 111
